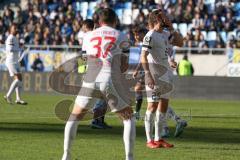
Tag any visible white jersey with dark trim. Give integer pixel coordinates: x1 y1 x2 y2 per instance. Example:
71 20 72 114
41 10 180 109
82 31 92 53
5 34 20 64
142 30 171 67
84 26 129 82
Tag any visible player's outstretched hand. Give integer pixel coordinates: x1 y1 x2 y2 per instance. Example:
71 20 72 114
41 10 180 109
145 72 155 89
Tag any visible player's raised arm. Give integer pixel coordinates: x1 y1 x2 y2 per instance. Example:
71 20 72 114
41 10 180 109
141 50 154 89
169 31 184 47
161 13 184 47
141 31 155 89
120 34 130 73
162 14 183 47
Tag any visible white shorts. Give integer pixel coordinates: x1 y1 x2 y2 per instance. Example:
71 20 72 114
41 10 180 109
6 63 21 77
75 81 131 112
146 70 174 102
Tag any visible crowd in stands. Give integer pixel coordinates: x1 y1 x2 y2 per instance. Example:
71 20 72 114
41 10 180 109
0 0 240 49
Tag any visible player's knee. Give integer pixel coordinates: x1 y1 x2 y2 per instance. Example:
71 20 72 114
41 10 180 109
70 106 88 121
15 74 22 81
117 106 133 120
147 103 158 112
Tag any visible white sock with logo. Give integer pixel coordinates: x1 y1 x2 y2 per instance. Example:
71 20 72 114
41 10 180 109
62 120 80 160
15 81 23 101
123 117 136 160
6 79 19 98
145 110 155 142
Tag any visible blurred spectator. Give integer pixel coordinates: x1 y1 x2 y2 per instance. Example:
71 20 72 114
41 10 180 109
183 4 193 23
177 54 194 76
0 0 239 49
235 22 240 48
13 6 23 25
31 54 44 72
192 13 203 29
3 6 14 27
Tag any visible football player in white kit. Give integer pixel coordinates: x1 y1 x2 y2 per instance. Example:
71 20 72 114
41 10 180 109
4 24 27 105
132 26 187 137
141 10 183 148
62 8 135 160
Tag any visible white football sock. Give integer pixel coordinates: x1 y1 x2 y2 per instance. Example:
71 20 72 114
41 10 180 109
145 110 155 142
15 81 23 101
167 106 181 122
6 79 19 98
123 117 136 160
62 120 80 160
155 111 166 141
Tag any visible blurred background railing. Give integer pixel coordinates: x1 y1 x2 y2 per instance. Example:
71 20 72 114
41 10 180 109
0 45 240 77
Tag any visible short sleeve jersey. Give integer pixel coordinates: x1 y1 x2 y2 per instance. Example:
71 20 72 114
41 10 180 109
84 26 129 82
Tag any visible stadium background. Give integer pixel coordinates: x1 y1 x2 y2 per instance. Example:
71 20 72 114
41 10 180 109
0 1 240 160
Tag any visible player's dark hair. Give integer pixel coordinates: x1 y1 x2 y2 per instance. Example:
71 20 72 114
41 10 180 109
132 26 148 35
99 8 117 25
82 19 94 30
148 9 163 27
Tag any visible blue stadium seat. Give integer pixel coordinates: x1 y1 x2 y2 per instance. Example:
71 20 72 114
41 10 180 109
122 9 132 25
220 31 227 43
87 9 94 19
79 2 88 19
201 31 207 39
79 2 88 11
89 1 97 10
173 23 178 30
115 9 123 22
207 31 217 41
187 23 193 31
124 2 132 9
132 9 139 21
207 31 217 48
178 23 188 37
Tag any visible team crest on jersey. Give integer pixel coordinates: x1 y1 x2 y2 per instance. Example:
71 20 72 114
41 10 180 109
143 36 151 45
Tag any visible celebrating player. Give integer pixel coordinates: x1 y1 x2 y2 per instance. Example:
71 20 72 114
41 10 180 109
4 24 27 105
62 8 135 160
141 9 184 148
132 20 187 137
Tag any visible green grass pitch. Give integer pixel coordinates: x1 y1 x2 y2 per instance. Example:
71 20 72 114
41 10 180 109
0 93 240 160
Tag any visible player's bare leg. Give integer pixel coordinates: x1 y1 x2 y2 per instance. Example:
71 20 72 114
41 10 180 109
62 105 88 160
116 106 136 160
154 98 174 148
145 102 159 148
